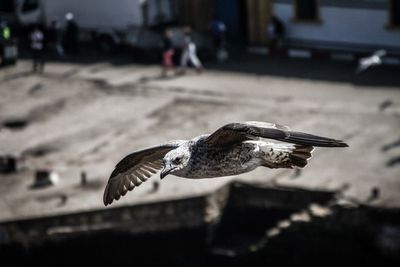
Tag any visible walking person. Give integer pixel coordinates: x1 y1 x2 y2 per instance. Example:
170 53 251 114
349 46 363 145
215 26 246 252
48 18 64 58
162 28 175 77
267 15 285 55
210 17 228 62
179 26 203 73
63 13 79 56
30 25 45 73
1 21 11 42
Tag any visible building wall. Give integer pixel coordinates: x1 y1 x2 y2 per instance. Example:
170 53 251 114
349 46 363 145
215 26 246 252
180 0 213 31
245 0 272 45
215 0 274 44
273 0 400 49
0 196 207 244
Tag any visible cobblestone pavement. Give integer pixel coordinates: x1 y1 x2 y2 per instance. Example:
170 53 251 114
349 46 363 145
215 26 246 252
0 57 399 221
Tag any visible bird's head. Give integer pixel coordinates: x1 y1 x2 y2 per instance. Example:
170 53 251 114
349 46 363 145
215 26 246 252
160 147 191 179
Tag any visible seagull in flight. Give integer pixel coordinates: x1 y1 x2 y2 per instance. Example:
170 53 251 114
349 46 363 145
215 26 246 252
357 49 386 73
103 121 348 206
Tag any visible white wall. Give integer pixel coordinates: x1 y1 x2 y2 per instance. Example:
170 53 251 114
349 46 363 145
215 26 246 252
273 3 400 48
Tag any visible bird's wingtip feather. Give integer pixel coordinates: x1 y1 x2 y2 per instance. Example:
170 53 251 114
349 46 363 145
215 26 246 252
336 141 349 147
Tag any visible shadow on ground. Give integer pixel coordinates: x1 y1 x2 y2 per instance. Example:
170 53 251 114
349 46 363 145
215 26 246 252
207 49 400 88
8 44 400 88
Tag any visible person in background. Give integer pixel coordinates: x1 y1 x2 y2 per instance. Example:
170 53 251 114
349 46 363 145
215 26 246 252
48 18 64 58
180 26 203 73
162 28 175 76
1 21 11 42
210 16 228 62
267 15 285 54
30 25 45 73
63 13 79 56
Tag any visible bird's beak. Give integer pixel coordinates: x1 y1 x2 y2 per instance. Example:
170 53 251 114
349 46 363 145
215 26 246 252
160 164 176 179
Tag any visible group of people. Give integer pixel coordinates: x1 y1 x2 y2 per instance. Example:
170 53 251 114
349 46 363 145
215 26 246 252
29 14 284 75
161 14 284 76
162 26 203 76
30 13 79 73
162 17 228 76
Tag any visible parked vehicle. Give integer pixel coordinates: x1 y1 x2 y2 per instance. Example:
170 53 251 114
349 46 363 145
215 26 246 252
1 0 178 51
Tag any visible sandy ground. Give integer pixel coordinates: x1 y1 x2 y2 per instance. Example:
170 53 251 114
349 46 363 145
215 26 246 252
0 56 400 221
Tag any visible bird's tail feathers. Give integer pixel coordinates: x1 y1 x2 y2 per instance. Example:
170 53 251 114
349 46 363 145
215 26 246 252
260 143 314 169
289 145 314 168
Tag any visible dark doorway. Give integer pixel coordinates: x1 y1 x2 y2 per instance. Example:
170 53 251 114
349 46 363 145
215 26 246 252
389 0 400 27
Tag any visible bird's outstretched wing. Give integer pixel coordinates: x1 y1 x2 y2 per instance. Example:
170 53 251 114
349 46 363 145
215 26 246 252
205 121 348 147
357 58 370 74
103 140 184 206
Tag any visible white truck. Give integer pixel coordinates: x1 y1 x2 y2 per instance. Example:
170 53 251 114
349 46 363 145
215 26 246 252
1 0 178 51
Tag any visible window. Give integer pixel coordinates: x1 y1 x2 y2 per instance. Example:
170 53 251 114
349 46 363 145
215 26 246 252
389 0 400 27
294 0 320 22
22 0 39 13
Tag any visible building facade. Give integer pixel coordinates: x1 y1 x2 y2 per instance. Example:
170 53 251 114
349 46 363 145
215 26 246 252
273 0 400 52
211 0 400 53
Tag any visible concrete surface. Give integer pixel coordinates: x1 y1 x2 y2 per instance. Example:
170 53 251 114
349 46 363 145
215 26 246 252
0 56 399 222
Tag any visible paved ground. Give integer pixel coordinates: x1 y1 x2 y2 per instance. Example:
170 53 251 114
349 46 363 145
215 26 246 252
0 55 400 222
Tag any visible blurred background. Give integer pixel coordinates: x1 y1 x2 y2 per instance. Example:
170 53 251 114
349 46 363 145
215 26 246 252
0 0 400 266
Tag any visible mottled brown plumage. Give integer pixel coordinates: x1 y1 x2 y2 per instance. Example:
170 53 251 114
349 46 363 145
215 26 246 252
103 121 348 206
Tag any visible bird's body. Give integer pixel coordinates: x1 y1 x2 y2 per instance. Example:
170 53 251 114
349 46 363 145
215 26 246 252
171 137 258 178
103 121 348 206
171 137 310 178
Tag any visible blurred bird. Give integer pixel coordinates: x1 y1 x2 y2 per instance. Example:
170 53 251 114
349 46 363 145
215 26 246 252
103 121 348 206
356 49 386 73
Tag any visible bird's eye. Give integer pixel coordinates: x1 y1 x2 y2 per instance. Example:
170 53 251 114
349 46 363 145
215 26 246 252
173 157 182 164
